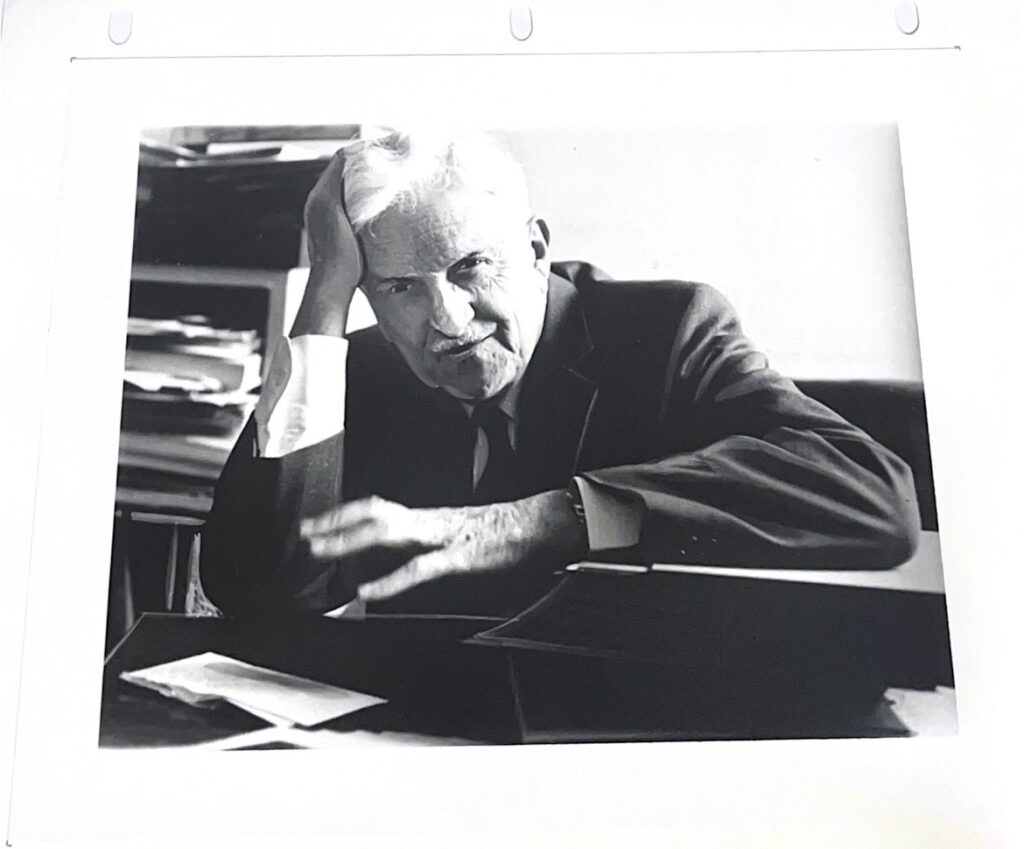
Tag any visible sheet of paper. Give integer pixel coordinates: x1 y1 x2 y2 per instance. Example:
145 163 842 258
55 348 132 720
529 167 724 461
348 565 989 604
121 652 386 727
884 686 958 736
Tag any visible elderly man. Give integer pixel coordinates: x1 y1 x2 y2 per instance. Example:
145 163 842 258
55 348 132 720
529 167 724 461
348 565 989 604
201 129 920 618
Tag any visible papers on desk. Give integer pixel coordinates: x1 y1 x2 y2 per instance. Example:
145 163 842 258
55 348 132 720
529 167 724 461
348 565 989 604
121 652 386 727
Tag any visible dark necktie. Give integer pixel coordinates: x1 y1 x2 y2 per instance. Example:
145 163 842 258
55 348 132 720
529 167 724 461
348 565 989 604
470 402 516 504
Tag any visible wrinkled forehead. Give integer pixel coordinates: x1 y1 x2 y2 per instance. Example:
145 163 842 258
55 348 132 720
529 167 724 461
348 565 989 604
361 186 529 280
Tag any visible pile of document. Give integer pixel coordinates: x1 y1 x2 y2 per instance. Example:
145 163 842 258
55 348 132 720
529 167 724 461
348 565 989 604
117 315 262 515
121 652 386 728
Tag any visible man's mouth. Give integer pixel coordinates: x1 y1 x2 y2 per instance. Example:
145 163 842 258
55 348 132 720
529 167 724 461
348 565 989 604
431 334 492 360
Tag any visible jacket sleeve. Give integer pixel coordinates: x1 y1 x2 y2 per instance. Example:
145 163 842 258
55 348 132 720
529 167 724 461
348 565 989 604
200 417 351 617
581 283 921 569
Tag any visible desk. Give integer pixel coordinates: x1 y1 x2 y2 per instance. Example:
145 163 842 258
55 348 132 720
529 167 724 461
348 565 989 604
102 596 953 749
101 613 519 748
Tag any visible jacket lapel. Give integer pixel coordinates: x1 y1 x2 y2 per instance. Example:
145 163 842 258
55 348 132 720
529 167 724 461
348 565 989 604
514 272 598 494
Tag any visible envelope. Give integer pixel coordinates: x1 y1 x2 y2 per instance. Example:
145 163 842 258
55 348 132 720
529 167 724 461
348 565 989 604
120 652 386 727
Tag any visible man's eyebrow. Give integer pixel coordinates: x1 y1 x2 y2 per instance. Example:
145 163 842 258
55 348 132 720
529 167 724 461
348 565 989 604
450 251 486 268
371 274 420 288
372 253 485 286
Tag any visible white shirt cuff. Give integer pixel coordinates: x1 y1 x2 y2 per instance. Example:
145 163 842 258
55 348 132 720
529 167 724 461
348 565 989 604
573 476 643 551
254 335 348 458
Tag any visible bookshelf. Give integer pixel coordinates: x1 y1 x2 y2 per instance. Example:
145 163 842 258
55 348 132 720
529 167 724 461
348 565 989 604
111 263 297 645
128 263 290 377
116 263 292 517
107 139 335 644
107 130 365 647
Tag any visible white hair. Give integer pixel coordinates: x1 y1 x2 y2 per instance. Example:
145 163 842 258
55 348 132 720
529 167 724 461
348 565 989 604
341 127 532 234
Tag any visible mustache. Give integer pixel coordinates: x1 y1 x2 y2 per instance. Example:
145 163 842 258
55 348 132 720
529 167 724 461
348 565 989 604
428 322 498 355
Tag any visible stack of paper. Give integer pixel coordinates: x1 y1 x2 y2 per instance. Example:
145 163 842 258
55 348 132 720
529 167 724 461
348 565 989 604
118 314 263 516
121 652 386 727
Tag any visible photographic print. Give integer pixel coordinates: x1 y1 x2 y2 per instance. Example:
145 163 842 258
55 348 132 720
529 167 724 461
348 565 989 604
100 123 954 749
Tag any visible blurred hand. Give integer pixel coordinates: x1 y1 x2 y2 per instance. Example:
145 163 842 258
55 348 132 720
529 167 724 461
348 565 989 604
300 490 588 602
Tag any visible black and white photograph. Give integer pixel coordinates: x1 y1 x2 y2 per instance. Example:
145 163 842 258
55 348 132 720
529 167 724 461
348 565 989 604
99 122 955 749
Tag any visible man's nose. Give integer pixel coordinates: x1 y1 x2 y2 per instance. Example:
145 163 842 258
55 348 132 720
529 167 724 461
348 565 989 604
425 276 474 337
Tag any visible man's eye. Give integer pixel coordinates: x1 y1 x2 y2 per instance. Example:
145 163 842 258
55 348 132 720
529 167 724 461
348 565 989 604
388 281 413 295
456 256 488 273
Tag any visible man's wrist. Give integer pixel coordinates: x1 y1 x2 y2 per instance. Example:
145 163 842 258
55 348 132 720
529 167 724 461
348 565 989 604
289 266 354 338
512 489 589 563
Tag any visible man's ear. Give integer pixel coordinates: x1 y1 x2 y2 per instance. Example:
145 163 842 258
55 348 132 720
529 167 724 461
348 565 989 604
529 217 552 278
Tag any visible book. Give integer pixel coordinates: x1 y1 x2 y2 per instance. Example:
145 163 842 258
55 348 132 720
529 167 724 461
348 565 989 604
467 560 953 741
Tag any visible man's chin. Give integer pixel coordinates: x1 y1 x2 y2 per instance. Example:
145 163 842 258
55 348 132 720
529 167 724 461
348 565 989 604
432 366 517 400
437 380 506 401
404 361 506 400
428 357 519 401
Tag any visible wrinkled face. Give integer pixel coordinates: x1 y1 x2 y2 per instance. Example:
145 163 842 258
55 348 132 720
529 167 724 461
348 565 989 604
360 185 550 400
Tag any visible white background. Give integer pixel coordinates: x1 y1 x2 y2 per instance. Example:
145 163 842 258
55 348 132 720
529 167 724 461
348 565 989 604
2 1 1022 848
499 123 918 379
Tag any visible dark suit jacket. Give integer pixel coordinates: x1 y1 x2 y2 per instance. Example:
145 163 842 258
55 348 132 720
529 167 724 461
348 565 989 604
201 262 921 617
